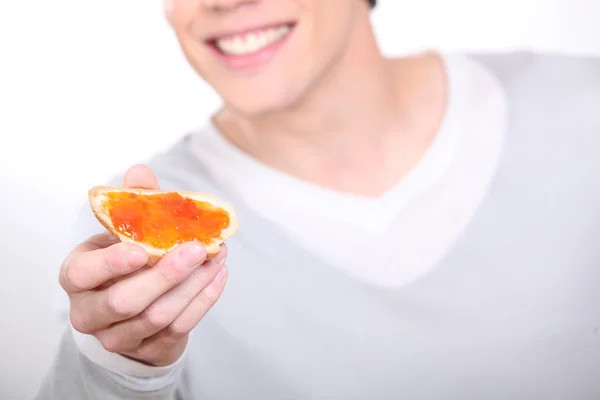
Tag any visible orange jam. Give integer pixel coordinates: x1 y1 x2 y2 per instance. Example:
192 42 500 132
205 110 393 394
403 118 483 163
103 192 230 249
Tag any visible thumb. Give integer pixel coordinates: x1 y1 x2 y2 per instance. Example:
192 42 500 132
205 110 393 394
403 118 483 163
122 164 160 190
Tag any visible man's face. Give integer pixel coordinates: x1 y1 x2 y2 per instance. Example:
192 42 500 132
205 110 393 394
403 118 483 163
166 0 363 117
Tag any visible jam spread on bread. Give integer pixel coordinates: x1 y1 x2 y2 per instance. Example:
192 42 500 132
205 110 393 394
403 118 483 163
102 192 231 249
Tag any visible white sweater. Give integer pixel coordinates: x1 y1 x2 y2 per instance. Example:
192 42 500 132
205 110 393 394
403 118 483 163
40 52 600 399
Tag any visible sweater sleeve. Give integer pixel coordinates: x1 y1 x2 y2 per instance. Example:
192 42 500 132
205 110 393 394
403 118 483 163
36 169 195 399
34 325 190 400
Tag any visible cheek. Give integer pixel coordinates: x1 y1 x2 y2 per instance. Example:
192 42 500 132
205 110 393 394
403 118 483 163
168 0 206 66
167 0 199 28
164 0 173 17
164 0 178 26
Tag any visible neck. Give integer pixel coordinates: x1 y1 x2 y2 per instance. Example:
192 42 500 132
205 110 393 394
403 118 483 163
214 17 447 197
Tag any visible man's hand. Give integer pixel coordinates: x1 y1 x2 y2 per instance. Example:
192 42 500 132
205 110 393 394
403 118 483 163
59 165 228 366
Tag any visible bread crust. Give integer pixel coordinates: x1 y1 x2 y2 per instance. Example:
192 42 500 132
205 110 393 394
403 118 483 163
88 186 238 266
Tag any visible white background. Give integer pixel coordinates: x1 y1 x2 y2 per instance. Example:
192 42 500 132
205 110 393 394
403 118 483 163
0 0 599 397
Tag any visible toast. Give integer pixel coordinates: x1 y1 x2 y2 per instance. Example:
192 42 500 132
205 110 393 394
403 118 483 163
88 186 238 265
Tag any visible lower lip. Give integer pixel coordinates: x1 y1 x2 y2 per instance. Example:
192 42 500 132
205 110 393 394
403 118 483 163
208 26 294 72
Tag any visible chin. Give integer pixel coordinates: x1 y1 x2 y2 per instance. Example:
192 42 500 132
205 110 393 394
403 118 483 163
223 85 304 118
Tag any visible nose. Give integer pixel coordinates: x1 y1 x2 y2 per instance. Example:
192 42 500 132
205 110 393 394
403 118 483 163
200 0 258 11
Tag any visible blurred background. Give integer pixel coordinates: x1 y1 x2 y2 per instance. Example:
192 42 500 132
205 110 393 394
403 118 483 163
0 0 599 397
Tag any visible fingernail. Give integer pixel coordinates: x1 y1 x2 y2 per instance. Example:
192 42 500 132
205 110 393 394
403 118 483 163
126 249 147 266
178 244 206 267
214 266 227 282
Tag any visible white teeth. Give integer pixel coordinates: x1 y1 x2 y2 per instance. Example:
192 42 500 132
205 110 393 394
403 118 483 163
215 25 290 56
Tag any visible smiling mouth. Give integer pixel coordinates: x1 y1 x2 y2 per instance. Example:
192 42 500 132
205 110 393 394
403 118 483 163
208 23 294 57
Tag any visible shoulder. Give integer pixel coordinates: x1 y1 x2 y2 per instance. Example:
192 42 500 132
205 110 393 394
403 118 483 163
468 51 600 84
465 51 600 144
466 52 600 190
468 51 600 111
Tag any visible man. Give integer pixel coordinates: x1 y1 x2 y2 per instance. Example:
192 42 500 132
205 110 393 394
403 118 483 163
37 0 600 398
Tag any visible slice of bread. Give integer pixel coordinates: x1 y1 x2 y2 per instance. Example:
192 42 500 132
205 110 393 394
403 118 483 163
88 186 238 265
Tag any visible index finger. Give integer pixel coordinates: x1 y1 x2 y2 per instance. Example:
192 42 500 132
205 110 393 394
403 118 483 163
59 236 148 293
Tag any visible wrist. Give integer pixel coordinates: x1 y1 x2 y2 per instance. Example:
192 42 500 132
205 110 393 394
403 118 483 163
119 336 188 368
70 324 188 379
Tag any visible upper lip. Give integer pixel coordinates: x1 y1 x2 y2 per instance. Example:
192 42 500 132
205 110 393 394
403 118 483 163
203 21 295 42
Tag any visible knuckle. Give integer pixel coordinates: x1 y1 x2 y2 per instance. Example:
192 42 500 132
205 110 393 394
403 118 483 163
70 308 94 334
158 267 176 286
197 290 216 307
158 247 202 285
157 259 185 286
199 284 222 305
97 334 125 354
58 256 69 288
106 287 138 319
190 266 205 281
159 330 181 348
183 268 207 294
143 306 173 330
168 321 190 338
64 263 84 292
60 254 84 292
104 244 133 275
133 341 160 361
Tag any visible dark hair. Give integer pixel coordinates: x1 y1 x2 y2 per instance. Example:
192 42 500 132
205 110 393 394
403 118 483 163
369 0 376 8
